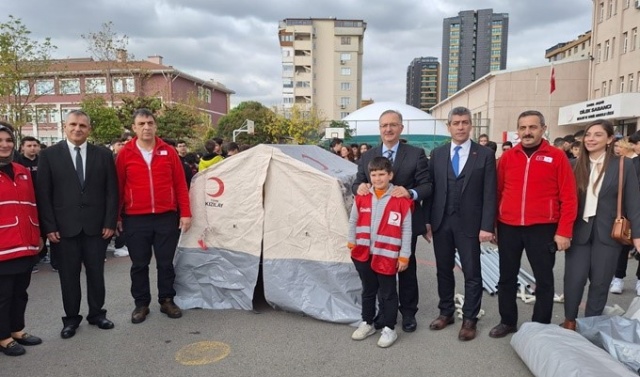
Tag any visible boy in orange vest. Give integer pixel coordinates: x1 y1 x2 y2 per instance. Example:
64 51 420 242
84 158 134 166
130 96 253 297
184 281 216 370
348 157 413 348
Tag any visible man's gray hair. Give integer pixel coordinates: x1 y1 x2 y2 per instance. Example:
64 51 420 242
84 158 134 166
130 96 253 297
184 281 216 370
66 109 91 125
447 107 472 124
379 109 403 124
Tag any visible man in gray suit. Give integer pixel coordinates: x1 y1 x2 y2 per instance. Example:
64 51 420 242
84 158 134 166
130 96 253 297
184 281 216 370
37 110 119 339
424 107 496 341
352 109 432 332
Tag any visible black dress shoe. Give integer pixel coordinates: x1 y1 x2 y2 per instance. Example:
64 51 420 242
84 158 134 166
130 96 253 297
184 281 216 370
89 318 115 330
13 333 42 346
402 317 417 332
0 340 26 356
488 323 517 338
61 324 78 339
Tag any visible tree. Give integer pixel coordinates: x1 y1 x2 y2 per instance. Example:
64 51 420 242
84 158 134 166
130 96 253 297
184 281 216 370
0 15 56 136
81 22 138 105
215 101 278 144
80 96 122 145
263 105 326 144
115 96 162 128
156 103 199 141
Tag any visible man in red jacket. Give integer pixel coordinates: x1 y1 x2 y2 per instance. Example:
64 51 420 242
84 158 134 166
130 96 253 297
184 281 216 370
116 108 192 324
489 110 577 338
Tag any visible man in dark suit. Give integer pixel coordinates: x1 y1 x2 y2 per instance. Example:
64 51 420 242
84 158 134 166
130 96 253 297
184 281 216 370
37 110 119 339
424 107 496 341
352 109 432 332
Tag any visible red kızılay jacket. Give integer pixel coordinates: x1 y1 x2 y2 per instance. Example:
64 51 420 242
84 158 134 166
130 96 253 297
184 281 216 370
116 136 191 218
0 163 40 261
497 139 577 238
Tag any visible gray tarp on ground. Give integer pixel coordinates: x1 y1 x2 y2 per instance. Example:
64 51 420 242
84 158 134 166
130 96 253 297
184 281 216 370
174 144 362 323
577 315 640 375
511 322 636 377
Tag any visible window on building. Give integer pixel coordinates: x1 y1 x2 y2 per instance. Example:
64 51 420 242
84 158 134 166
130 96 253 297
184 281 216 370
340 97 350 106
609 79 613 95
623 32 628 53
35 80 54 95
35 107 52 123
625 0 630 8
607 0 613 18
112 77 135 93
295 81 310 88
283 79 293 88
86 78 107 94
604 40 610 60
341 67 351 76
340 112 349 118
282 64 294 76
340 36 351 45
599 2 605 21
602 81 608 94
283 97 294 104
340 53 351 61
632 28 638 51
612 37 616 56
596 43 602 62
620 76 625 92
204 89 212 103
59 78 80 95
629 74 634 93
340 82 351 91
15 80 29 96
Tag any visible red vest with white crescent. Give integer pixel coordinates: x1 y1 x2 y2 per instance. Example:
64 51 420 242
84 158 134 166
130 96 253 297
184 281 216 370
352 194 412 275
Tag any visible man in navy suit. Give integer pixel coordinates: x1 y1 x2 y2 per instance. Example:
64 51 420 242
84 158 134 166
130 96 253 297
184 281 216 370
352 109 432 332
37 110 119 339
424 107 496 341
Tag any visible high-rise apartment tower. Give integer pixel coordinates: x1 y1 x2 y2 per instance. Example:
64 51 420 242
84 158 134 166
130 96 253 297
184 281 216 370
441 9 508 100
278 18 366 120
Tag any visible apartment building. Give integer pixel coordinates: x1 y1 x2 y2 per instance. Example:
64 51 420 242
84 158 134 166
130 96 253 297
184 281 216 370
558 0 640 132
545 31 592 62
278 18 366 121
406 57 440 112
441 9 509 101
2 54 234 143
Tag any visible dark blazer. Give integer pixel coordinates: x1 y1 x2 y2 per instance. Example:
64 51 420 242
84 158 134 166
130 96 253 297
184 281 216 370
352 142 432 235
37 141 119 238
426 141 497 237
572 156 640 247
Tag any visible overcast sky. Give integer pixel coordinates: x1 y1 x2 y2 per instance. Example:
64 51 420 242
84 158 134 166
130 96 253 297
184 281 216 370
1 0 593 108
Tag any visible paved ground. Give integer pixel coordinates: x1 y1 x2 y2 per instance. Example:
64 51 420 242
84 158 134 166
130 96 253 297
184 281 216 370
3 239 638 376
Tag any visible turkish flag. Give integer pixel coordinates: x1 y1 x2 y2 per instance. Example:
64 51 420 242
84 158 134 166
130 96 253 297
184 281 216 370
550 67 556 94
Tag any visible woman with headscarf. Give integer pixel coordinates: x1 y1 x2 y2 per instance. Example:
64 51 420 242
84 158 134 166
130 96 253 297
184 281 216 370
0 121 42 356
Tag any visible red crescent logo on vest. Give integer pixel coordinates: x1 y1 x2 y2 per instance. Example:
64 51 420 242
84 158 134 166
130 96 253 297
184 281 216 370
390 213 400 222
207 177 225 198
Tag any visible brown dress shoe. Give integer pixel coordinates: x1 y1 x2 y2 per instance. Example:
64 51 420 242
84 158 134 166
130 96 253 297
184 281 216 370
561 319 576 331
131 306 150 324
489 323 517 338
458 319 477 341
429 315 454 330
160 298 182 319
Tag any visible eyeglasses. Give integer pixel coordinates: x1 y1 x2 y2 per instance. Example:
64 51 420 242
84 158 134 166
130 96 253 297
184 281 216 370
379 123 402 129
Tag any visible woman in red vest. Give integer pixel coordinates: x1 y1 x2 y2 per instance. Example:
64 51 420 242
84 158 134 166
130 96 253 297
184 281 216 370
0 122 42 356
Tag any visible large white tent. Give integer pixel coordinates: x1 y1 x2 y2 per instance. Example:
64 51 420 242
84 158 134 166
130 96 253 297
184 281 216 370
341 101 449 151
173 144 362 323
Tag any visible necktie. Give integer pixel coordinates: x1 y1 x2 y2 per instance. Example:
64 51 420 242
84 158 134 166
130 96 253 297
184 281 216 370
75 146 84 186
583 156 604 222
452 145 462 177
385 149 394 164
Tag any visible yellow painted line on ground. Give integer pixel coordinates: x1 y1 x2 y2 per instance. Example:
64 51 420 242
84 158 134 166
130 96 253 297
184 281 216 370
175 341 231 366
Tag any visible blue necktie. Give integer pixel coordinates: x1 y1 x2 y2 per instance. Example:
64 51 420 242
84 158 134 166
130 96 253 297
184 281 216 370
452 146 462 177
385 149 394 164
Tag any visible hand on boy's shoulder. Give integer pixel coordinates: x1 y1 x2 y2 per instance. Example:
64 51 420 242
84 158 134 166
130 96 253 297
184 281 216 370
390 185 410 198
357 183 371 195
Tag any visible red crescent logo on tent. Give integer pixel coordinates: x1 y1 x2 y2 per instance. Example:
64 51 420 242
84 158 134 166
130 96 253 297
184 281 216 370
390 213 400 222
207 177 225 198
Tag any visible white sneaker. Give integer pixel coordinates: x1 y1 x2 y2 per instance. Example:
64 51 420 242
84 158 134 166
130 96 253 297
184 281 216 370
610 278 624 294
377 327 398 348
351 321 376 340
114 246 129 257
636 280 640 296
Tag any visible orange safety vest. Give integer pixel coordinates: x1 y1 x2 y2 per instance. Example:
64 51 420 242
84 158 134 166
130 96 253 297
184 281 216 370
352 194 412 275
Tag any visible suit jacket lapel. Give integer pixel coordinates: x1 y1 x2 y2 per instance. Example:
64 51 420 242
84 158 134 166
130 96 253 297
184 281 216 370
84 144 96 188
461 142 479 193
439 143 451 193
393 143 406 171
598 157 618 197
